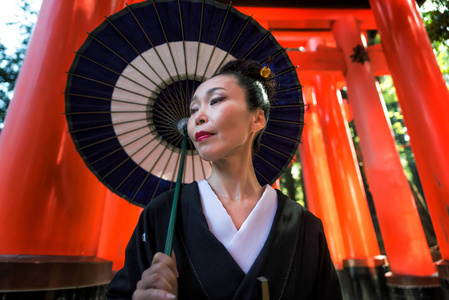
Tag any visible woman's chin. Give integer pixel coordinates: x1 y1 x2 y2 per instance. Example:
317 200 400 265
196 148 224 163
196 152 215 162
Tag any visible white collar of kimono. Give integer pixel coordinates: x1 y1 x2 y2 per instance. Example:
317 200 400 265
197 179 278 273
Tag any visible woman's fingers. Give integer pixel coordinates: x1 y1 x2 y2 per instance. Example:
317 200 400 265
133 252 178 299
133 288 176 300
137 267 175 292
153 252 179 279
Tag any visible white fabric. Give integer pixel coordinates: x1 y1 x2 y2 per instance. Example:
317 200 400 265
198 179 277 273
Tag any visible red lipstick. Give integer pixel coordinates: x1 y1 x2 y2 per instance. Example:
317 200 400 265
195 131 213 142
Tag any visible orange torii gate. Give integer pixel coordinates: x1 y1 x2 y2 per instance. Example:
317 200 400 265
0 0 447 299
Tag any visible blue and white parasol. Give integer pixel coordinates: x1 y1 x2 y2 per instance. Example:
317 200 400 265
65 0 304 208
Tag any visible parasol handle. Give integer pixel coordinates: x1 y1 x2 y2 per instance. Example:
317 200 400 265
164 130 188 255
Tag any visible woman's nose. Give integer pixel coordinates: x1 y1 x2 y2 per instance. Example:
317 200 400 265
195 108 208 125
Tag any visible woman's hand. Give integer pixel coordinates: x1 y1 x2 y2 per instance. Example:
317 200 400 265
132 252 179 300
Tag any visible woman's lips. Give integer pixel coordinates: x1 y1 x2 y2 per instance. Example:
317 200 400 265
195 131 213 142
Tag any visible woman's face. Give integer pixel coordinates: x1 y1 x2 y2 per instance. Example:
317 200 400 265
187 75 265 162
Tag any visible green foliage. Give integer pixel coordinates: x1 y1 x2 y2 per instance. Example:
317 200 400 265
279 152 306 207
0 44 23 122
0 0 37 126
420 0 449 47
420 0 449 86
434 44 449 85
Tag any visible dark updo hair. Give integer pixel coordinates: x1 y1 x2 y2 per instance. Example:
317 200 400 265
214 59 276 155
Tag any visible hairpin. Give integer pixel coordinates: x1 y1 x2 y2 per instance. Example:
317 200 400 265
260 57 274 78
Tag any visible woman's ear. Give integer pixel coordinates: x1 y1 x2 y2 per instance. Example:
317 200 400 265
251 109 266 132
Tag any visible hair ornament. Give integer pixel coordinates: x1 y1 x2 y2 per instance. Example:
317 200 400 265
260 57 274 78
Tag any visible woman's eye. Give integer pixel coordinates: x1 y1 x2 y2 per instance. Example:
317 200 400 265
190 107 198 114
210 97 225 105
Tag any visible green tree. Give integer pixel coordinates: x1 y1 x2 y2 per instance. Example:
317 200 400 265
421 0 449 47
0 0 37 127
420 0 449 85
280 153 305 207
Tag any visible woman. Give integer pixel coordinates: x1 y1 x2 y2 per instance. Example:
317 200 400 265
107 59 342 300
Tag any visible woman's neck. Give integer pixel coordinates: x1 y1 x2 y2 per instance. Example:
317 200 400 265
206 153 265 229
207 152 262 201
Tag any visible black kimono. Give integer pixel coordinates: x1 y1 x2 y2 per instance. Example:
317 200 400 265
107 182 342 299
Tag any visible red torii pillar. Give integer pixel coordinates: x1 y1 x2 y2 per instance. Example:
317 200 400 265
369 0 449 294
332 15 436 290
313 74 386 297
299 85 346 269
313 74 380 258
0 0 136 292
306 37 380 261
97 191 143 270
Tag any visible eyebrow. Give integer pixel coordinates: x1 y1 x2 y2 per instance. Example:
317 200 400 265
190 87 226 102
